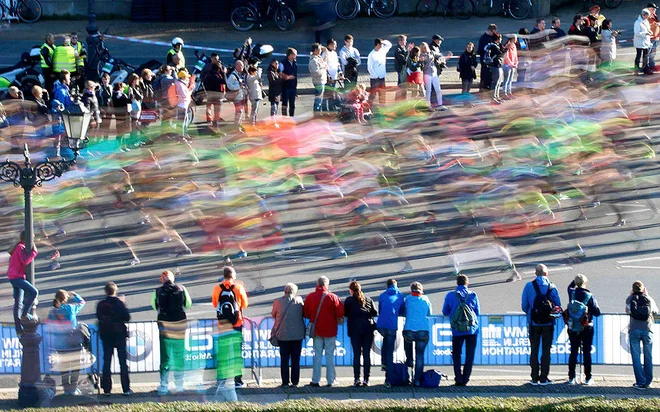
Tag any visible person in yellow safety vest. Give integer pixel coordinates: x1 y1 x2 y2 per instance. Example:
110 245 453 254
53 36 77 75
166 37 186 71
70 32 87 92
40 33 56 93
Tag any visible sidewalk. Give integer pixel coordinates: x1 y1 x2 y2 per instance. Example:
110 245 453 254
0 375 655 409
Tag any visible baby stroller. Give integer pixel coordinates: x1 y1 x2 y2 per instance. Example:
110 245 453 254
338 84 373 124
44 323 99 399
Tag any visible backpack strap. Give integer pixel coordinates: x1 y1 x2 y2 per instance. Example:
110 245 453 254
455 291 466 303
532 280 541 296
545 283 554 298
582 292 591 306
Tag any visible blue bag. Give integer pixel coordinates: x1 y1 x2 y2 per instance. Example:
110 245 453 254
422 369 442 388
387 363 410 386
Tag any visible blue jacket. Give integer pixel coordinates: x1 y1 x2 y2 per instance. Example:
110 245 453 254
376 286 404 330
403 294 432 332
53 82 72 109
442 285 480 336
521 276 561 326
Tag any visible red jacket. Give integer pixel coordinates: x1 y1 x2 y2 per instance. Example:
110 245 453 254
7 242 37 281
304 286 344 338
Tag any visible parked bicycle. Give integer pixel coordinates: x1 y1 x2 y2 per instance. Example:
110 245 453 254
416 0 473 19
584 0 622 9
230 0 295 31
335 0 397 20
0 0 42 23
474 0 531 20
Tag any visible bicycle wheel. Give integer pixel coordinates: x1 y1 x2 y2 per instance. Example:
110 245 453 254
604 0 622 8
474 0 491 17
416 0 438 17
230 6 257 31
374 0 397 18
274 5 295 31
507 0 531 20
335 0 359 20
16 0 42 23
449 0 473 19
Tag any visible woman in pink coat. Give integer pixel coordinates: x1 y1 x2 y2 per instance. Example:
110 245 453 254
7 231 38 333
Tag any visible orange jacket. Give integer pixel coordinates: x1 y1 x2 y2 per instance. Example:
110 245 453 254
212 279 248 327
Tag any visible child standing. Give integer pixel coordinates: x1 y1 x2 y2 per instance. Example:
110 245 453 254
406 46 424 98
246 66 263 125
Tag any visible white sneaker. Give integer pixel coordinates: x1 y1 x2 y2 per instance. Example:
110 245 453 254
567 378 576 385
584 378 593 386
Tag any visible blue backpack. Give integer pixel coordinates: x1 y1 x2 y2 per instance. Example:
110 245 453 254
566 290 591 333
422 369 443 388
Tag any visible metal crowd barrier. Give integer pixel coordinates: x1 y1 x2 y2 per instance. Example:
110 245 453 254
0 313 655 379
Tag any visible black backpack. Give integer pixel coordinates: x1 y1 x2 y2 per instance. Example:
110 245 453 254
630 294 652 321
217 284 240 324
531 281 555 324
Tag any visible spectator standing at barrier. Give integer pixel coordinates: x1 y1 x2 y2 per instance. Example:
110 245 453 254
394 35 413 101
626 281 659 390
152 270 192 395
484 34 505 105
81 80 101 130
226 60 248 130
367 38 392 106
96 281 132 396
7 231 38 335
502 35 518 100
600 19 618 65
551 18 567 39
204 63 226 127
401 282 431 387
175 69 194 137
46 290 86 396
516 28 530 83
565 274 601 386
442 274 480 386
339 34 361 88
304 276 344 387
112 82 131 152
521 264 561 385
458 42 478 108
271 282 305 387
647 3 660 70
419 41 449 111
53 70 73 109
322 38 341 111
40 34 56 94
634 9 654 75
344 280 377 387
309 43 328 113
213 266 248 388
477 24 497 91
280 48 298 117
376 278 404 388
246 65 263 125
139 68 156 111
267 59 283 122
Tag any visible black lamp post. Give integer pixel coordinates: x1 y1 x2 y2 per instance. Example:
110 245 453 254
85 0 100 82
0 101 90 408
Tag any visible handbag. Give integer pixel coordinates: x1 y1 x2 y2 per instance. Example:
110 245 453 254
306 293 327 339
130 100 142 120
269 298 292 347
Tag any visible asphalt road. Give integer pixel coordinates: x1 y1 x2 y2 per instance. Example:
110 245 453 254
0 1 658 323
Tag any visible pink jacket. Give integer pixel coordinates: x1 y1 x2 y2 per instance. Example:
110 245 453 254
503 46 518 68
7 242 38 280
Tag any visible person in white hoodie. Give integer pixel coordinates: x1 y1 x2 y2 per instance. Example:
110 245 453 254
175 69 194 136
246 65 262 125
308 43 328 113
367 38 392 106
634 9 654 75
322 39 341 111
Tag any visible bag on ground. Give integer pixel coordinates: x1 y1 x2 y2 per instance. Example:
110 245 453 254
216 284 239 324
450 292 478 332
421 369 443 388
387 362 410 386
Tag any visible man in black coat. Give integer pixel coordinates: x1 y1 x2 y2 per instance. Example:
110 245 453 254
478 24 497 90
96 281 132 396
394 35 413 101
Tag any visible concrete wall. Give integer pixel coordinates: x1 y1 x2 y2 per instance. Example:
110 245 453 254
41 0 131 17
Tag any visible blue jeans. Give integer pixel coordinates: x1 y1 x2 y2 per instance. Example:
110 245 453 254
403 330 429 385
378 327 396 383
313 84 325 112
630 328 653 386
312 336 336 385
502 64 515 96
10 278 38 332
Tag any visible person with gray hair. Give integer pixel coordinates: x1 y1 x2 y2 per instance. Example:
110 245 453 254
634 8 654 75
304 276 344 387
271 283 305 387
565 274 601 385
626 281 659 389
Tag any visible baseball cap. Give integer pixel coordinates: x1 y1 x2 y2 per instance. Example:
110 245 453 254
432 34 444 41
648 3 658 8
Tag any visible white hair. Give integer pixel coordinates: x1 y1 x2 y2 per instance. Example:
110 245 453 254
284 283 298 296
